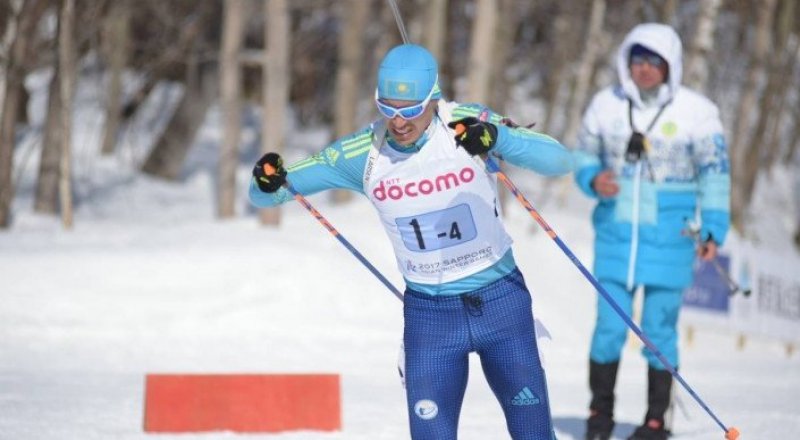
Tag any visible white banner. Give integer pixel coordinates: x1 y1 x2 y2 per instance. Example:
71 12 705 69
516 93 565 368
682 237 800 343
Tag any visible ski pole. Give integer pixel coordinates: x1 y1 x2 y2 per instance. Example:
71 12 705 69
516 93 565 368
708 258 751 297
262 163 404 302
451 124 740 440
683 226 751 297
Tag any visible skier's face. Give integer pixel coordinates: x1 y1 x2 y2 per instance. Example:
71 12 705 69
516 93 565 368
383 99 438 146
629 55 668 92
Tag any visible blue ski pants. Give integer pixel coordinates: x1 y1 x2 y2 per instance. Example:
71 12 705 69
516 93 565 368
589 279 683 369
403 269 555 440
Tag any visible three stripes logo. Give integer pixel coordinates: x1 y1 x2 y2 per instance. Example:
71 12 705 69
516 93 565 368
511 387 540 406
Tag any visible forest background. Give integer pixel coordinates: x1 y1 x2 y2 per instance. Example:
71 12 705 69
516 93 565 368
0 0 798 241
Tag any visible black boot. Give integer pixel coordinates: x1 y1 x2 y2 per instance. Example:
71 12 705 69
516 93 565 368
585 360 619 440
627 367 673 440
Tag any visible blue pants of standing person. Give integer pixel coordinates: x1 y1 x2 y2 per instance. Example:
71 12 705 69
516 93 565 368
589 279 684 369
403 269 556 440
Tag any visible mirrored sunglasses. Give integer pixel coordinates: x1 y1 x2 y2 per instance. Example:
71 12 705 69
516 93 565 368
374 81 436 120
630 54 665 67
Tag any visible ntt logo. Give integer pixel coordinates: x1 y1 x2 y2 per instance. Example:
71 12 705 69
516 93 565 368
373 167 475 201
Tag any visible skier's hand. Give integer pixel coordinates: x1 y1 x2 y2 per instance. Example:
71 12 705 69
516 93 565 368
448 117 498 156
591 170 619 198
252 152 287 193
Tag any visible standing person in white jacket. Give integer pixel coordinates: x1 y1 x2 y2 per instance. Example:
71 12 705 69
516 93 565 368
573 24 731 440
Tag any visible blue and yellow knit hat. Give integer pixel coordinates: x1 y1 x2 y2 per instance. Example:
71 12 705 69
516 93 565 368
377 44 442 101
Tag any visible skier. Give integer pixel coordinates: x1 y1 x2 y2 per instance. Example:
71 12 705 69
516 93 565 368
249 43 573 439
572 24 730 440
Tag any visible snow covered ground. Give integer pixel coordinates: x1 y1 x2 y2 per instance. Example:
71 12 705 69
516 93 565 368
1 75 799 440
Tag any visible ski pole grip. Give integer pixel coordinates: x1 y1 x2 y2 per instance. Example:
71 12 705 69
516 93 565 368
725 426 740 439
452 121 497 171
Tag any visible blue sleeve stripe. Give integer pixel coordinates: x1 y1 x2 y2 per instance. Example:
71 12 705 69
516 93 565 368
451 108 479 119
507 127 557 142
451 104 505 124
344 145 371 159
342 134 371 150
288 156 325 172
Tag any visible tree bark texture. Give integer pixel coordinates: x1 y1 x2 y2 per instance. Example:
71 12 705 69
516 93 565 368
541 10 572 135
466 0 497 103
562 0 606 146
219 0 244 219
140 56 217 180
422 0 447 62
59 0 76 228
684 0 722 92
260 0 289 226
731 0 777 233
34 54 63 214
487 0 519 114
331 0 369 204
100 0 131 156
0 0 46 228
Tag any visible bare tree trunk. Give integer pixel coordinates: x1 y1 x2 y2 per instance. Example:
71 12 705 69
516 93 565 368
422 0 447 61
116 13 207 128
684 0 722 92
140 54 216 180
0 0 45 228
786 103 800 163
658 0 678 25
541 10 571 134
774 0 796 54
260 0 289 226
487 0 518 114
219 0 244 219
562 0 606 147
34 55 63 214
334 0 367 139
59 0 76 228
0 0 24 113
764 41 800 169
484 0 522 211
466 0 497 103
765 0 799 168
731 0 777 233
100 0 131 156
331 0 368 205
138 9 215 180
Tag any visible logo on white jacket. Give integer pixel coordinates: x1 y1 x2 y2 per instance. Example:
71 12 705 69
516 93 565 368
373 167 476 201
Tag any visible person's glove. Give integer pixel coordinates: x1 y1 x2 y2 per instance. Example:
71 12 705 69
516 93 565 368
447 117 498 156
252 152 287 193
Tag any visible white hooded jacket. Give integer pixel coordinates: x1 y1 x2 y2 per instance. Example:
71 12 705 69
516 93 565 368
573 23 731 290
